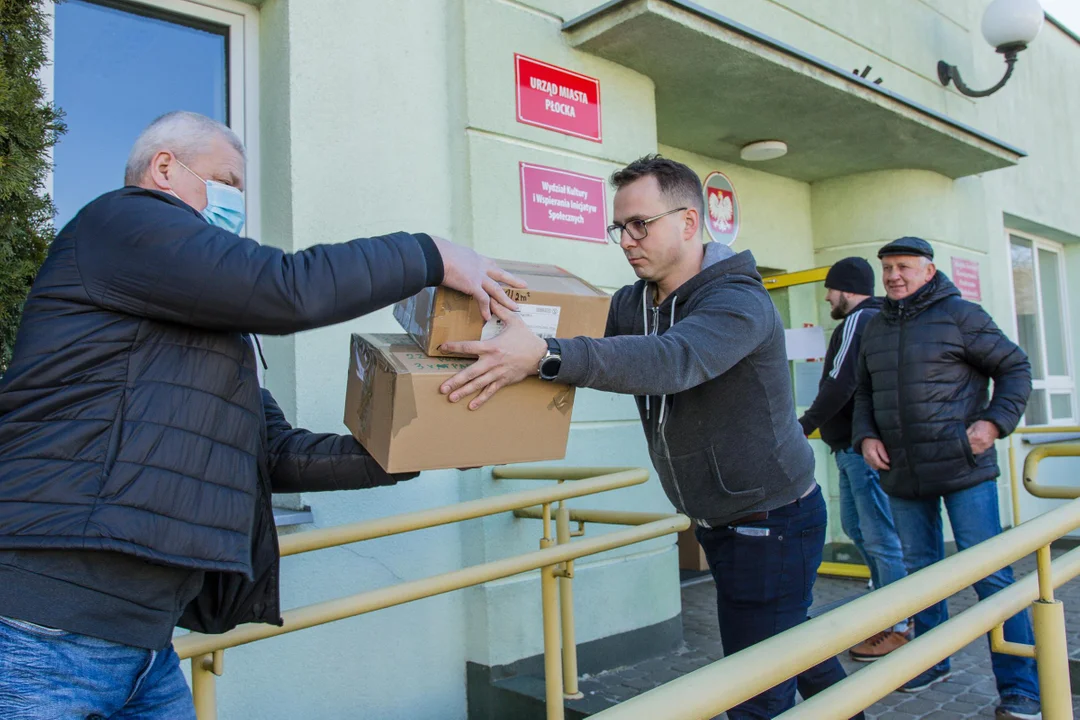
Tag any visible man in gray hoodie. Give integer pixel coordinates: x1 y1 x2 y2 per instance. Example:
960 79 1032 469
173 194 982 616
439 155 858 719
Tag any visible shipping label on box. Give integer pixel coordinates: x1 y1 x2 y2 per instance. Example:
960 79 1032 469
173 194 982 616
344 333 577 473
394 261 610 357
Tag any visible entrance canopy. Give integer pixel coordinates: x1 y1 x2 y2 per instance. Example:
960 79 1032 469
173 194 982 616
564 0 1025 182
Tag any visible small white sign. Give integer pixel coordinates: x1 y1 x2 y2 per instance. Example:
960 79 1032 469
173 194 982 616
784 326 827 361
481 303 561 341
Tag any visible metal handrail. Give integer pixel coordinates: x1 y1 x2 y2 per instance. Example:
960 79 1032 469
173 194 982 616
1024 442 1080 499
1007 425 1080 524
278 468 648 556
594 444 1080 720
172 466 689 720
175 516 686 659
779 546 1080 719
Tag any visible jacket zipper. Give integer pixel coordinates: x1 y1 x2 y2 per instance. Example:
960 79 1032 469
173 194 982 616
895 303 917 492
650 299 688 514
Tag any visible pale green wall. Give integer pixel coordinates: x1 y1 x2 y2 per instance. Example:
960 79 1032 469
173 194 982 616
211 1 470 718
197 0 1080 717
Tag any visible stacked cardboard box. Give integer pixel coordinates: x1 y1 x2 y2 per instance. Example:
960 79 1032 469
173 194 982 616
343 261 611 473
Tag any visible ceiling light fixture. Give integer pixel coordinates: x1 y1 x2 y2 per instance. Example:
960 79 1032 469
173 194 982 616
740 140 788 162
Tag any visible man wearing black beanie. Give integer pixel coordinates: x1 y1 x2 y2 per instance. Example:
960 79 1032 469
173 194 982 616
799 257 910 661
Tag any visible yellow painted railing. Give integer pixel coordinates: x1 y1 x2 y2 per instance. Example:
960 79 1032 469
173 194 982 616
172 466 689 720
1008 425 1080 524
594 443 1080 720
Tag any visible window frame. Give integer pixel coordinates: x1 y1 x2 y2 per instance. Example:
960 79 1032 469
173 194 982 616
41 0 261 239
1007 229 1076 426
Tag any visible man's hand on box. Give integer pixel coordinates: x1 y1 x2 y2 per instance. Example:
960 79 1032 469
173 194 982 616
431 236 526 321
439 303 547 410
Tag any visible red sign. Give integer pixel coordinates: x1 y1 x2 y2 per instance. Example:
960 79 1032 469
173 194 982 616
515 54 602 143
519 162 607 244
702 172 740 245
952 257 982 301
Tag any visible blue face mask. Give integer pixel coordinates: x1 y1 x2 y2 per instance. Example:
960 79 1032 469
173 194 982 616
174 158 246 234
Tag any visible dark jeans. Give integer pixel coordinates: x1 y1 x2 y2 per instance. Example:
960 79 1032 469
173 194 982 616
696 486 862 720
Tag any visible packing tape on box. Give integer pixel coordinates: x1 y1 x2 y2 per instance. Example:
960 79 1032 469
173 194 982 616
549 386 574 415
354 340 381 439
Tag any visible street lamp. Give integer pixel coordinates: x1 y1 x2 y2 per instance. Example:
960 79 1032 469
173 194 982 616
937 0 1045 97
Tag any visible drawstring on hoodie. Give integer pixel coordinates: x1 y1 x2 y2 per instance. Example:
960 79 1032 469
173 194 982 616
642 288 677 426
657 297 676 427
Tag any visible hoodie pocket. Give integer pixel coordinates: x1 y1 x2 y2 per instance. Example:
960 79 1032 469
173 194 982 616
652 445 764 518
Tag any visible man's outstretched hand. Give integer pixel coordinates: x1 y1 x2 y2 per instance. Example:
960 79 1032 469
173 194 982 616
432 236 525 321
439 303 548 410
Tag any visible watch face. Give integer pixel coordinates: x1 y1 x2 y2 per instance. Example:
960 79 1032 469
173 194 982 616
541 356 561 379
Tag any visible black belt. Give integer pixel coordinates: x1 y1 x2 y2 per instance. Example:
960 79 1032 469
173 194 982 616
697 510 769 529
726 510 769 527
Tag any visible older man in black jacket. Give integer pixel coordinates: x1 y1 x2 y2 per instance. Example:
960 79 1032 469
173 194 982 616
0 110 520 719
853 237 1038 719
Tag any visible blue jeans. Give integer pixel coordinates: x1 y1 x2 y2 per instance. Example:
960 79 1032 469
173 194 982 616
889 480 1039 702
834 448 907 592
0 615 195 719
696 486 862 720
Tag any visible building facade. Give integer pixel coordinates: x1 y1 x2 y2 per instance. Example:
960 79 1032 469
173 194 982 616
42 0 1080 717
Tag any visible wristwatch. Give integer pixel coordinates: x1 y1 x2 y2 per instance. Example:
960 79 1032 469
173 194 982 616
538 338 562 381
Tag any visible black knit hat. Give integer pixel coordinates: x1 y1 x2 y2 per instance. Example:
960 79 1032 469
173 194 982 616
878 236 934 260
824 257 875 296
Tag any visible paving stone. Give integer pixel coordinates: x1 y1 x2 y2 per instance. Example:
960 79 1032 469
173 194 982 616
956 692 996 706
948 673 983 685
922 712 965 720
942 701 983 713
894 697 942 715
919 689 954 703
874 693 906 707
933 680 970 694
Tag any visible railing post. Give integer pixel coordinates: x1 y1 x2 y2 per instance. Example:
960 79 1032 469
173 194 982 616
1032 545 1073 720
191 652 219 720
540 503 566 720
1008 435 1022 526
556 500 583 700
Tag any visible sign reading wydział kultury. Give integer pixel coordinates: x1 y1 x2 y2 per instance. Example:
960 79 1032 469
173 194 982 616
519 162 607 244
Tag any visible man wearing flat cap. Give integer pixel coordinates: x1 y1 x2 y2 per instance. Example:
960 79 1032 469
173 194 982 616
798 257 910 662
852 237 1039 718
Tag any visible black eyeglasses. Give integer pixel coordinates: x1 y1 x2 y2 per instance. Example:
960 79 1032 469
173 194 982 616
606 207 687 244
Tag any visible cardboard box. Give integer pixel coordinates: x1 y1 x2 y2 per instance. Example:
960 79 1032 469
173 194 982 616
344 333 577 473
393 261 610 357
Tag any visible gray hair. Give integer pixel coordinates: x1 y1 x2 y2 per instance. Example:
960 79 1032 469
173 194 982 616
124 111 245 185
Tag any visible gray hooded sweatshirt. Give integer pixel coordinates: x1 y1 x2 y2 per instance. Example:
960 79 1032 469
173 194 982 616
556 243 815 526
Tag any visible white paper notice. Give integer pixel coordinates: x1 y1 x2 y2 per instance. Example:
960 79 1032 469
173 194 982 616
481 303 561 341
784 326 827 361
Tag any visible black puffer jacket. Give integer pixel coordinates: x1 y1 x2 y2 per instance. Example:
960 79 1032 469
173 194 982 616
852 272 1031 499
0 187 439 631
